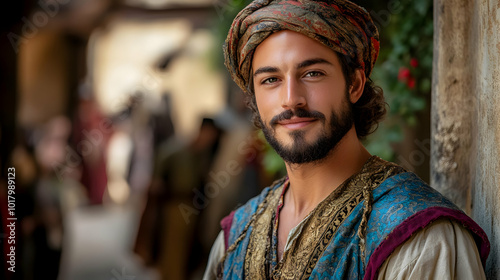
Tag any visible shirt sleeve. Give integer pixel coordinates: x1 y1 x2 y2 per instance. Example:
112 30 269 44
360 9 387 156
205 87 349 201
377 219 486 280
203 230 225 280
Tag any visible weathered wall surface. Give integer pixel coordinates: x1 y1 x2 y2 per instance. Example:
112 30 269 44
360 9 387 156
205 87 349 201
433 0 500 277
432 0 474 212
470 0 500 277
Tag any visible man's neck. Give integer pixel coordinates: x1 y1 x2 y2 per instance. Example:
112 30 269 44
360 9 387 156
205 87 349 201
283 127 371 218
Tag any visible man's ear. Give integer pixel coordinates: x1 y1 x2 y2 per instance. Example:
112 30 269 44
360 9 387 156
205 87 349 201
349 69 366 103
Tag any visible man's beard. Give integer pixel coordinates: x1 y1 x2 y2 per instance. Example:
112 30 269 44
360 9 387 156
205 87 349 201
259 101 354 165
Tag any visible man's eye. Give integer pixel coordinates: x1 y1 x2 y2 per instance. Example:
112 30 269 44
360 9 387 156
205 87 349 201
262 77 279 84
305 71 323 77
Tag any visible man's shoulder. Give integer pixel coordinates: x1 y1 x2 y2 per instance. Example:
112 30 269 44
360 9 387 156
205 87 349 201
366 171 464 257
365 171 490 277
372 171 459 211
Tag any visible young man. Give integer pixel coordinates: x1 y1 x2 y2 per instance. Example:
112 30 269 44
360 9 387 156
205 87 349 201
204 0 490 279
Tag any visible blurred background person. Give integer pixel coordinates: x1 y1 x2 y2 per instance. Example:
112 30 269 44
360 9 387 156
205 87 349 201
135 117 223 279
32 116 88 280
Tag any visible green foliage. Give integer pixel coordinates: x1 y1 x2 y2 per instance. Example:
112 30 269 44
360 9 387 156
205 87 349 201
366 0 433 160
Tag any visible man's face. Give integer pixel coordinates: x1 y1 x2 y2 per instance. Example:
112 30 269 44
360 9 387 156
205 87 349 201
252 30 354 164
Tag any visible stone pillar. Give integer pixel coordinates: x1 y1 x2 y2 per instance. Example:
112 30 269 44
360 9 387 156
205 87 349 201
432 0 474 212
432 0 500 277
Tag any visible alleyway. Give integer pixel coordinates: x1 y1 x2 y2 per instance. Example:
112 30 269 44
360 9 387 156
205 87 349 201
58 203 159 280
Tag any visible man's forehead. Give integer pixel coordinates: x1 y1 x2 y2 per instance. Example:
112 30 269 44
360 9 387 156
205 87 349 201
252 31 340 72
256 30 321 48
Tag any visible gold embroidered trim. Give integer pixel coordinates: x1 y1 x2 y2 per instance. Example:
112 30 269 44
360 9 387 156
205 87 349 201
243 185 283 280
244 156 405 279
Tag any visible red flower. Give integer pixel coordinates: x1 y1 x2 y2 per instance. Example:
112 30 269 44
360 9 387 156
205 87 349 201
398 67 411 81
407 77 416 89
410 58 419 68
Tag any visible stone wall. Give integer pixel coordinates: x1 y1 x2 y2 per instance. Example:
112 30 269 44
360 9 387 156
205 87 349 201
432 0 500 277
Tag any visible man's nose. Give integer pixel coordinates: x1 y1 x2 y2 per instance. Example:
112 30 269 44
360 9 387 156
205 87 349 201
281 78 306 109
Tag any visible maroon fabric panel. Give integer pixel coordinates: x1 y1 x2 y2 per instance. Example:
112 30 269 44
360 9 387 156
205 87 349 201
364 206 491 280
220 211 236 251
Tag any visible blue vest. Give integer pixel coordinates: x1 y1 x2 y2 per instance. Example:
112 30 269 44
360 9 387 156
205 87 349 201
221 172 490 279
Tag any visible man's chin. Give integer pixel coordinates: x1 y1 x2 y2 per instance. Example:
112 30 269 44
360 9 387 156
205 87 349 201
278 151 330 165
270 140 333 164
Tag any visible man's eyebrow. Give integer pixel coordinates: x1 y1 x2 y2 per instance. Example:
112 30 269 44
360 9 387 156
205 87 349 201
253 58 332 76
297 58 333 69
253 66 279 77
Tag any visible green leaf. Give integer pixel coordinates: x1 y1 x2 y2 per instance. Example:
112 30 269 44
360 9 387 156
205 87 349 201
420 78 432 93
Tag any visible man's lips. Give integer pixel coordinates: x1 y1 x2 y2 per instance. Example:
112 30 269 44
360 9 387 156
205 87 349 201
276 117 316 129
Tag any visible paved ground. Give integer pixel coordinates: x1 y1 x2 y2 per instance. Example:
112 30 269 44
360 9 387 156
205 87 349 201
58 203 159 280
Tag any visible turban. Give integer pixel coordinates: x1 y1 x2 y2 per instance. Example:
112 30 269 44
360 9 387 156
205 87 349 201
224 0 380 93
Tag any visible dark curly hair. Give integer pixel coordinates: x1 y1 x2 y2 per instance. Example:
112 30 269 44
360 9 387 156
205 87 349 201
244 52 387 140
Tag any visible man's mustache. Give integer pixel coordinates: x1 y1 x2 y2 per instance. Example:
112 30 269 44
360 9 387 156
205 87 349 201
270 108 326 126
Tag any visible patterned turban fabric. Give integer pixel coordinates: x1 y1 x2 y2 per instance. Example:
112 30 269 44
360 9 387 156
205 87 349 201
224 0 380 93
